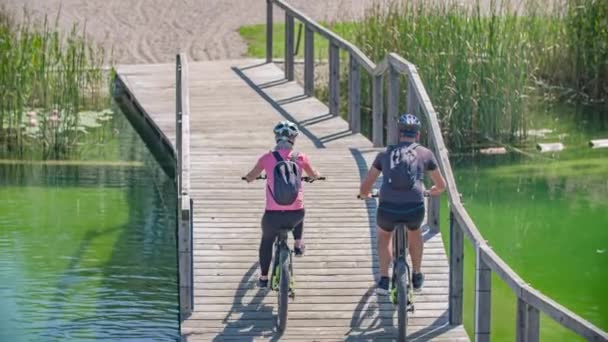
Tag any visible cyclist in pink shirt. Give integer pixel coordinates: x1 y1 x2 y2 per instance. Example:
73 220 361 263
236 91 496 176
244 121 321 288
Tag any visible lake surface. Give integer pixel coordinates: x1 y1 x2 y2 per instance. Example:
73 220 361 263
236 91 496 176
446 102 608 341
0 105 179 341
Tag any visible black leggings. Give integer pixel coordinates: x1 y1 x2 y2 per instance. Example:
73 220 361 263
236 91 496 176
259 209 305 276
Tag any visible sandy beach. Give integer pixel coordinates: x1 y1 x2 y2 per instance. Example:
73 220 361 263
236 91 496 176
1 0 374 64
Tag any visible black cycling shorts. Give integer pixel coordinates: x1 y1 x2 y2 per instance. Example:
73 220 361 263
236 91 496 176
376 202 425 232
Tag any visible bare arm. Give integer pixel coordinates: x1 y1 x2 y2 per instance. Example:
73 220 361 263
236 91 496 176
302 154 321 179
244 161 264 183
302 163 320 178
359 166 381 198
426 168 446 196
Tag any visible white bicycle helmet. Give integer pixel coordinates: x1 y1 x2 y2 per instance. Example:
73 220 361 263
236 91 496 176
397 113 421 137
273 120 299 142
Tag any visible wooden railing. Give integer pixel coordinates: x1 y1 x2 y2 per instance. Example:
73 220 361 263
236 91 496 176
176 53 194 319
265 1 608 341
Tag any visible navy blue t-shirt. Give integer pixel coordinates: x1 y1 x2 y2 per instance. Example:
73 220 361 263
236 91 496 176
372 142 438 204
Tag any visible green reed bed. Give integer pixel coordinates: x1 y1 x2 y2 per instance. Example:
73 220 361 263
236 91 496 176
352 0 606 150
0 9 109 160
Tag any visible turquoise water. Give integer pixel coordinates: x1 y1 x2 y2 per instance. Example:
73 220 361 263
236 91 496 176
0 106 179 341
444 103 608 340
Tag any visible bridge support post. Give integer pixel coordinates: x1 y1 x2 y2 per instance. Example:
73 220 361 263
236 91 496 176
387 66 399 145
329 43 340 116
475 246 492 342
266 0 273 63
348 54 361 133
176 53 193 319
304 26 314 96
449 211 464 325
372 75 384 147
285 13 294 81
517 298 540 342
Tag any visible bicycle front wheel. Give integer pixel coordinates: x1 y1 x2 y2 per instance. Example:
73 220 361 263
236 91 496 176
276 246 290 333
396 261 409 342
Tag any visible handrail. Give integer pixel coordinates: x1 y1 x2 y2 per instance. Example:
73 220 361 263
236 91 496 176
266 1 608 341
176 53 193 319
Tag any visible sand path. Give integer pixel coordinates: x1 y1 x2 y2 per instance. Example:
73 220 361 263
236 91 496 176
1 0 372 64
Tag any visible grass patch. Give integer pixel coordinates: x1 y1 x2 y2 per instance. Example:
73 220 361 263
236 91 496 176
239 21 356 60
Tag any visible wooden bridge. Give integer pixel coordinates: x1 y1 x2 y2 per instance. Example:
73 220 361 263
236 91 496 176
113 1 608 341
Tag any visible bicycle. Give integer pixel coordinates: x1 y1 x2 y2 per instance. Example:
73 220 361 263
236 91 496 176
242 174 325 333
358 189 429 342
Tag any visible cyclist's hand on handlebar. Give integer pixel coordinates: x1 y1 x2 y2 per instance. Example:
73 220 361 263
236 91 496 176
358 192 372 200
303 176 326 183
358 189 379 199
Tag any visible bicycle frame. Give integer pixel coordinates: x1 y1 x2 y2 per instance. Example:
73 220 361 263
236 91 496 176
391 224 412 302
393 223 417 310
270 229 294 295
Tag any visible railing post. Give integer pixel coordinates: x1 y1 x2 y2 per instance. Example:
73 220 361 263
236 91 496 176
407 78 420 116
329 43 340 116
284 13 294 81
387 65 399 145
176 56 183 191
517 299 540 342
304 26 314 96
266 0 273 63
372 74 384 147
176 53 193 319
527 304 540 342
475 245 492 342
449 210 464 325
348 54 361 133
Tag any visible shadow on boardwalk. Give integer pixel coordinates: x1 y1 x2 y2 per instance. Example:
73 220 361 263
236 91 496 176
212 262 284 342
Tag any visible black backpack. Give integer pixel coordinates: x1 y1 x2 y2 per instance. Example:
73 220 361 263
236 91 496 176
268 151 302 205
386 143 420 190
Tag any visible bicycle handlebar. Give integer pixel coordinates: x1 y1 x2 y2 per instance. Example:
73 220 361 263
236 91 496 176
358 189 431 199
241 175 326 183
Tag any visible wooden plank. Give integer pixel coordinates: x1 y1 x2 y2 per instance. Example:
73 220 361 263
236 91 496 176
521 286 608 341
372 74 384 147
266 0 273 63
475 244 492 342
329 42 340 116
449 210 464 325
284 13 294 81
176 53 193 318
304 25 314 96
349 53 361 133
387 66 399 145
195 287 449 297
527 304 540 342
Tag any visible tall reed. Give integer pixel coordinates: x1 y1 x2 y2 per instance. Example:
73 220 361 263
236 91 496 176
0 8 108 159
346 0 605 150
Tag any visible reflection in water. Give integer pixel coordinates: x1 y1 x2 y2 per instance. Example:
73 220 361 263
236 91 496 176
0 107 178 341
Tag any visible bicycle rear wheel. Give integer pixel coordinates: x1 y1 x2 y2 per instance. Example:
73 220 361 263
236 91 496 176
396 260 409 342
276 246 290 333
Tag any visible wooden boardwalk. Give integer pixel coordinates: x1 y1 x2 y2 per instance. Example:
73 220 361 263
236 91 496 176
116 60 468 341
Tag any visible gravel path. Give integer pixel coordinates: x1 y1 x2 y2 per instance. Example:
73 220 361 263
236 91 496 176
1 0 373 64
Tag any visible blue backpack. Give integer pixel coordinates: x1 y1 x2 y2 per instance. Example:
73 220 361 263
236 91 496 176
386 143 420 190
268 151 301 205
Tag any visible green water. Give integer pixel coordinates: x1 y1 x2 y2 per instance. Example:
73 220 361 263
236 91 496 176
0 105 179 341
442 103 608 341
